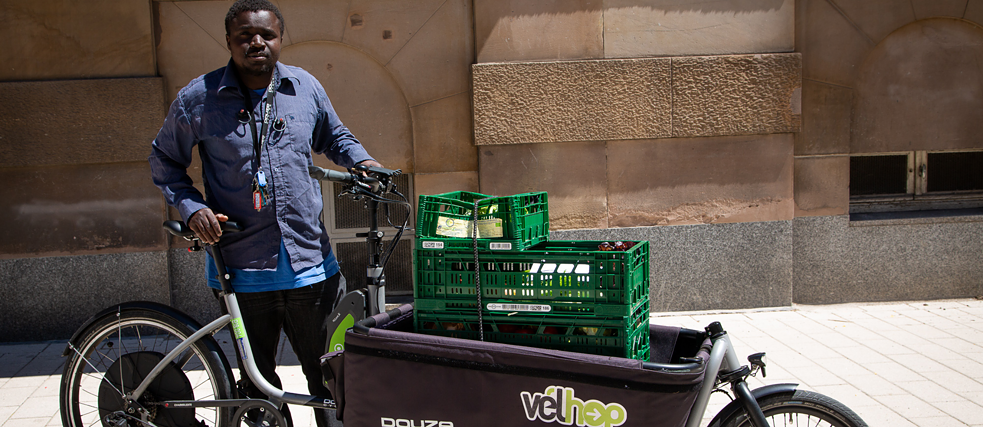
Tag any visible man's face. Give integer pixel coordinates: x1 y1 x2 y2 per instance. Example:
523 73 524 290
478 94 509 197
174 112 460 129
226 10 282 78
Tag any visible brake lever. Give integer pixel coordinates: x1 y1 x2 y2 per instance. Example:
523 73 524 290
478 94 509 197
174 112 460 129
353 164 399 177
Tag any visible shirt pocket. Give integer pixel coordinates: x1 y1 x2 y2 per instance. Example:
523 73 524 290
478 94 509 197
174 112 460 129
198 109 254 188
276 107 316 153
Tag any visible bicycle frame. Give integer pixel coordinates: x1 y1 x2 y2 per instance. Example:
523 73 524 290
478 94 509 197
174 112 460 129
117 244 338 419
112 166 411 424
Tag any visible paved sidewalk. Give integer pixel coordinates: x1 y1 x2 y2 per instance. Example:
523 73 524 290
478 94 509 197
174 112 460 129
2 298 981 426
655 298 983 427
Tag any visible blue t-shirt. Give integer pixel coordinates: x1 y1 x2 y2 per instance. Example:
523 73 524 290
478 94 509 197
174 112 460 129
206 240 340 292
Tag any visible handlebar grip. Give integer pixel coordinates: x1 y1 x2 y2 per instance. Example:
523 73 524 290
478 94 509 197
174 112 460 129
308 166 356 183
162 220 243 237
308 165 382 193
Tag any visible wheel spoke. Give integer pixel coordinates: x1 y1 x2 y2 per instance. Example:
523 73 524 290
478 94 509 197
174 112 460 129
76 401 101 427
68 344 125 399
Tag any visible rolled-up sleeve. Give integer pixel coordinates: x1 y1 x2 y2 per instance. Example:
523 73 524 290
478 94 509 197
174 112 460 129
149 93 209 223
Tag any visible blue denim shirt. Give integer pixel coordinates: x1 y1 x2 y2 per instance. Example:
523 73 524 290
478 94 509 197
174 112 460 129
150 60 373 272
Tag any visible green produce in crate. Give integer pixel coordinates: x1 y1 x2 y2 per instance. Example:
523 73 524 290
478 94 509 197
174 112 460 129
598 241 636 251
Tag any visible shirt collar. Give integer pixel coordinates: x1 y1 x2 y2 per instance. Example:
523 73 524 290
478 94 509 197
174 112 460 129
218 59 299 95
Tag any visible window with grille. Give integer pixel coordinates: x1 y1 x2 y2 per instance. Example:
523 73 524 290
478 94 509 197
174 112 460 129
926 151 983 193
850 154 909 197
335 238 414 295
332 173 413 230
850 150 983 213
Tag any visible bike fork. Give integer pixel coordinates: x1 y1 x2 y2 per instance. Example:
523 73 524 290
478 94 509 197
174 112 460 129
733 380 770 427
360 198 385 316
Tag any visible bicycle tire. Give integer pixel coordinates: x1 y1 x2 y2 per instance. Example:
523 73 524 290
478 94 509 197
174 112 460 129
59 307 235 427
719 389 867 427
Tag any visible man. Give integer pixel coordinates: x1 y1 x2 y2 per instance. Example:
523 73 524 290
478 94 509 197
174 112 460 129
149 0 380 425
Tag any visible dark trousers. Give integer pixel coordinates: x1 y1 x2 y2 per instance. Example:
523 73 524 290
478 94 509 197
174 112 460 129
220 273 346 427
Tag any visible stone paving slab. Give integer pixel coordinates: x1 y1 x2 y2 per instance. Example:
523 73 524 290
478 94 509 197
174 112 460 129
1 298 981 427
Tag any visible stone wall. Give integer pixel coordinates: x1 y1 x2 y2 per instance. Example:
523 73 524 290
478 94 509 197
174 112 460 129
472 0 983 310
795 215 983 304
471 1 800 231
796 0 983 216
2 0 983 340
554 222 794 312
0 1 171 341
790 1 983 304
473 0 794 62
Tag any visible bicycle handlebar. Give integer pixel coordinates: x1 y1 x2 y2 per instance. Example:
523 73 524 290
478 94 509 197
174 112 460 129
308 165 384 193
162 220 242 238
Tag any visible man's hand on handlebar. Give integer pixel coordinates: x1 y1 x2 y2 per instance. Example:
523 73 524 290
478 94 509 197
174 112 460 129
189 208 229 245
354 159 384 176
356 159 384 169
309 160 399 196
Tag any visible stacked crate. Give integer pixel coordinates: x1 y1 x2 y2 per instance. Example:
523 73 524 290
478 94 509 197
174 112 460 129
413 191 650 360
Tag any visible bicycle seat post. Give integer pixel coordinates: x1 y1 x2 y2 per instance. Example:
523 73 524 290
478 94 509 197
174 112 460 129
210 242 235 295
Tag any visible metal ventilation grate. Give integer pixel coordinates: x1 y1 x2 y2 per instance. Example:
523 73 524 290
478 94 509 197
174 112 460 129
850 155 909 196
332 174 412 229
927 151 983 193
334 237 414 295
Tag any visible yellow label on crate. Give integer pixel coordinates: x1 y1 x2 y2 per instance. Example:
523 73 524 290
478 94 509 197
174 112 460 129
476 218 504 238
435 216 471 238
436 216 504 238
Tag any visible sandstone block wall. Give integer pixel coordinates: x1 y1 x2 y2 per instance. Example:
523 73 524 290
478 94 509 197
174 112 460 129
473 54 801 229
472 59 673 145
3 0 983 340
473 0 794 62
470 1 801 230
0 1 170 340
473 54 801 145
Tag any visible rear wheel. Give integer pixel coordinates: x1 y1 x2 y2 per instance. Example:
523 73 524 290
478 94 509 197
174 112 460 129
60 307 235 427
721 390 867 427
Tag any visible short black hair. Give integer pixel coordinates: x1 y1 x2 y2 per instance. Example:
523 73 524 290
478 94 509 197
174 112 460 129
225 0 285 36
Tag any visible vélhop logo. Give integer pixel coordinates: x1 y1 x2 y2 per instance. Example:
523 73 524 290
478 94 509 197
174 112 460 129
520 386 628 427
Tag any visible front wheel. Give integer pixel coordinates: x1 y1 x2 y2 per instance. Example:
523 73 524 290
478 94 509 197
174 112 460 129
720 390 868 427
59 306 235 427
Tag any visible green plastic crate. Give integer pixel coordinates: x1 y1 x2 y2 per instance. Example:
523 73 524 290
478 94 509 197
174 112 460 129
413 301 650 360
415 240 649 308
415 296 647 318
415 191 549 251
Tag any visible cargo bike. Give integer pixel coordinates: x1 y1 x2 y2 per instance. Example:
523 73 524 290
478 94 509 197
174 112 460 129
59 165 868 427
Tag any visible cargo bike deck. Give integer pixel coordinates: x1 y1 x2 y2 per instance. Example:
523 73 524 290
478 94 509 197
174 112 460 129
321 304 712 427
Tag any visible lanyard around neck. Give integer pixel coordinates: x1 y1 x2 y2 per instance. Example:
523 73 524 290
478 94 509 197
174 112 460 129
241 71 278 167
